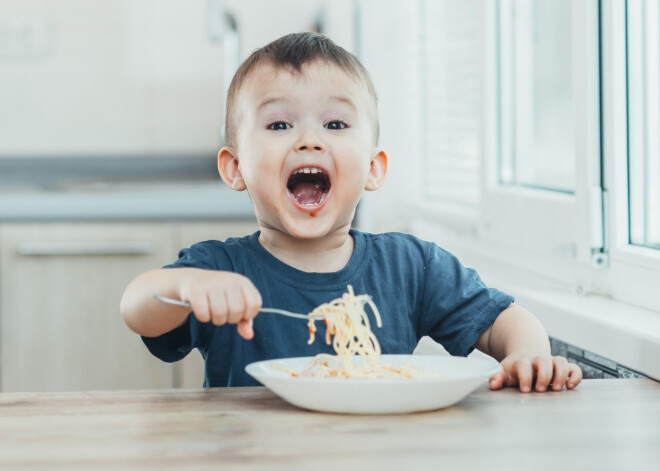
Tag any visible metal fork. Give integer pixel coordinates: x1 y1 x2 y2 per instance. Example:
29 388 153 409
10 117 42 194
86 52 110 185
152 294 322 320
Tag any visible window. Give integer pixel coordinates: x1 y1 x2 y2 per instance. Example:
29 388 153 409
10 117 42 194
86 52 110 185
358 0 660 313
604 0 660 313
498 0 575 193
481 0 601 264
627 0 660 250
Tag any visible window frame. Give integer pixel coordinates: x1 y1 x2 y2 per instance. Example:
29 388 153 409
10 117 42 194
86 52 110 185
480 0 602 267
627 0 660 249
398 0 660 314
477 0 660 314
603 0 660 313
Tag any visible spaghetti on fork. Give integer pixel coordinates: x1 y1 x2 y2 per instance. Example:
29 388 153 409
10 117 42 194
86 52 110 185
276 286 441 379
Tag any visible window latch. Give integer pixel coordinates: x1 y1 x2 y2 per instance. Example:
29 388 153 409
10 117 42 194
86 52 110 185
589 186 609 268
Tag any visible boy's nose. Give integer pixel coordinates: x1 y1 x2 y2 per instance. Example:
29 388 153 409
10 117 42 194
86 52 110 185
297 143 323 151
294 128 324 152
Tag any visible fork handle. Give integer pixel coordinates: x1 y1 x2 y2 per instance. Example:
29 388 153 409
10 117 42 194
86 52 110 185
259 307 315 320
152 295 320 320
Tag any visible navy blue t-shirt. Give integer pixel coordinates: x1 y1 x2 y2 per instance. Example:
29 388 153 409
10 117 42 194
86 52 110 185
142 230 514 387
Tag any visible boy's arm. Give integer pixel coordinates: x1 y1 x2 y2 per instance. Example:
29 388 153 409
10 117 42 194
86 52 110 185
474 303 582 392
120 268 261 340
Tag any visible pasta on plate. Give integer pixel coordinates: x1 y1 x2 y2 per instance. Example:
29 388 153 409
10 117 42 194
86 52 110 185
273 286 441 379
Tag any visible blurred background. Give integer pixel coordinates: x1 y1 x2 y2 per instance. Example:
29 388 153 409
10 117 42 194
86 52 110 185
0 0 658 392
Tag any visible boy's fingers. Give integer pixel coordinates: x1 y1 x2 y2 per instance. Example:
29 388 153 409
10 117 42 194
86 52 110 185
241 284 262 321
534 357 553 392
237 319 254 340
190 293 211 323
209 292 228 326
513 359 533 392
224 288 246 324
495 355 582 393
566 363 583 389
551 356 570 391
489 368 506 390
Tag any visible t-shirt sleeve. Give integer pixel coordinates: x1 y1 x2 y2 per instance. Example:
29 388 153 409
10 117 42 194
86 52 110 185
419 243 514 356
163 240 230 270
141 315 203 363
141 241 231 362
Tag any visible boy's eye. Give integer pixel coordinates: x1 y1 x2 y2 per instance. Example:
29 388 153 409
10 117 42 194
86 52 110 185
268 121 291 131
325 120 347 130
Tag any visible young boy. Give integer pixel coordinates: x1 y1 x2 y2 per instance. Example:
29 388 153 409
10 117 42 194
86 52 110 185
121 32 582 392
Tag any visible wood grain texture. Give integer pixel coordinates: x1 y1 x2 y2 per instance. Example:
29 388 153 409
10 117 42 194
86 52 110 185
0 379 658 470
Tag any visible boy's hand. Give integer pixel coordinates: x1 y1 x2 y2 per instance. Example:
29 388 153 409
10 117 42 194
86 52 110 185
179 270 262 340
474 304 583 393
489 350 583 393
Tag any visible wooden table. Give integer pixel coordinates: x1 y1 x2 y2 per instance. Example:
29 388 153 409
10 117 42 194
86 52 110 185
1 379 658 470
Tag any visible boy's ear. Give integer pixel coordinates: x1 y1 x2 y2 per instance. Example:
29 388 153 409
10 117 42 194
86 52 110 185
365 149 388 191
218 147 246 191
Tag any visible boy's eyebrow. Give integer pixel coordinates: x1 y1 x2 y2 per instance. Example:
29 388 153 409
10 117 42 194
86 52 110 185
257 97 288 110
256 95 358 111
328 95 358 110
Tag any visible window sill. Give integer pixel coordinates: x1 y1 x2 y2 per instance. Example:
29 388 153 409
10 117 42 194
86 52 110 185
411 219 660 381
481 271 660 381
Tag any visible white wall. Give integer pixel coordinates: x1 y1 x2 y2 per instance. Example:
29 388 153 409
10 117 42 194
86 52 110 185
356 0 421 233
0 0 354 157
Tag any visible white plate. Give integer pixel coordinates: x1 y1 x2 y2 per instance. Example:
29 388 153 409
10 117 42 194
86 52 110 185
245 354 502 414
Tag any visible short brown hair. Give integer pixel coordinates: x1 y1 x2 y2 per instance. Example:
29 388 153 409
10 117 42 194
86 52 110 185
224 32 379 148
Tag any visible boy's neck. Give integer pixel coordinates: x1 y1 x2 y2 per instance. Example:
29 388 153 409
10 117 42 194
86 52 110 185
258 227 355 273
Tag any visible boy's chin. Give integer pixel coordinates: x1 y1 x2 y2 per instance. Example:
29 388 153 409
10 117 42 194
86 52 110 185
277 218 351 241
283 224 336 241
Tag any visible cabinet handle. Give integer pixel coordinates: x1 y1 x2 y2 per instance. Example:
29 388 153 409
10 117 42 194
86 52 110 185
17 241 156 256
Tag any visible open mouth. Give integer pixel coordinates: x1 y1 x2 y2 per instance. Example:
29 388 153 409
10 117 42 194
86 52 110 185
286 167 331 207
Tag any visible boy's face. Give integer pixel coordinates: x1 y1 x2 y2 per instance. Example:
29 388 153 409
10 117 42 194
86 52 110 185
220 62 386 241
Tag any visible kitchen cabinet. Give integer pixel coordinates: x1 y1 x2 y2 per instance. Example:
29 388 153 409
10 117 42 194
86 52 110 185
0 220 257 392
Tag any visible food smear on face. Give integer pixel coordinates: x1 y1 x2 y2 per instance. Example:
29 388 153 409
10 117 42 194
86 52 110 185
272 286 442 379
